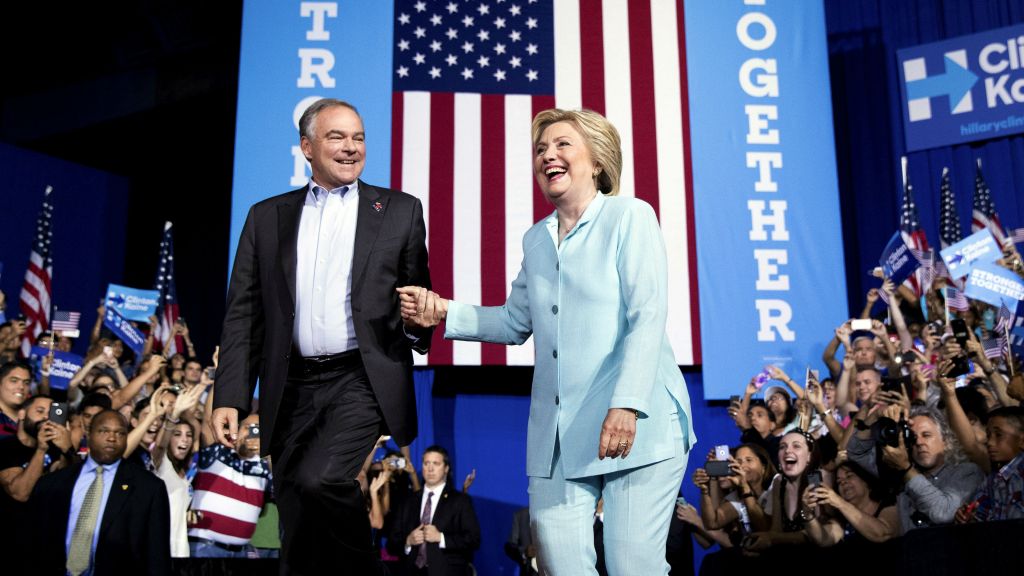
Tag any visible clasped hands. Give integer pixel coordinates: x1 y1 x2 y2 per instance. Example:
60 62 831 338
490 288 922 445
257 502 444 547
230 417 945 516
406 523 443 546
397 286 448 328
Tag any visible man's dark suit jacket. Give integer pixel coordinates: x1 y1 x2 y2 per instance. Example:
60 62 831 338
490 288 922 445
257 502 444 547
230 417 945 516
215 181 432 452
30 460 171 576
390 484 481 576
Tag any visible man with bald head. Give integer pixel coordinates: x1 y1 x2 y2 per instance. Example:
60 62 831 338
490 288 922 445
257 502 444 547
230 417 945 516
31 410 171 576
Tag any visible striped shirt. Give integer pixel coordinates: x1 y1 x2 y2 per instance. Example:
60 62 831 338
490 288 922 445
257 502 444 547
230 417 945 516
187 445 270 545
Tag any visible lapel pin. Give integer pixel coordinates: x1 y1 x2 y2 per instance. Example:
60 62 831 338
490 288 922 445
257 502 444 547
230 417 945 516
121 484 128 490
373 201 383 213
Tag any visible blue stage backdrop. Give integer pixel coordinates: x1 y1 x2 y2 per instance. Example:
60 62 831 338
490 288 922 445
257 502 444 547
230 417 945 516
684 0 848 399
0 141 129 356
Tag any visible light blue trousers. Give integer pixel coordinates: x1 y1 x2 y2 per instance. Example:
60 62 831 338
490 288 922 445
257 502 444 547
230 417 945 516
528 415 688 576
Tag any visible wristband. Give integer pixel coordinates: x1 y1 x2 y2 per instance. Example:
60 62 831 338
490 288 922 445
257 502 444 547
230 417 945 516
740 492 755 500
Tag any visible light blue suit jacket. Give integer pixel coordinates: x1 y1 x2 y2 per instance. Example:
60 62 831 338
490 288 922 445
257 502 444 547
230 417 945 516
446 194 696 479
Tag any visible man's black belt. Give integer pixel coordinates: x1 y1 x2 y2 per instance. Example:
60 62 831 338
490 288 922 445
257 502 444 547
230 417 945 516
188 536 248 552
290 349 361 376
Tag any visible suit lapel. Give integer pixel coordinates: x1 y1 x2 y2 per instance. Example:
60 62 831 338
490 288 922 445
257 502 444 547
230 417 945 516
98 462 133 538
278 188 307 307
430 485 453 526
352 180 388 290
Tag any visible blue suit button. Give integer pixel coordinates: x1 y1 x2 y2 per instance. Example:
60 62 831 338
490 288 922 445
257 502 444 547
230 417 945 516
555 395 560 405
551 305 558 315
552 349 557 359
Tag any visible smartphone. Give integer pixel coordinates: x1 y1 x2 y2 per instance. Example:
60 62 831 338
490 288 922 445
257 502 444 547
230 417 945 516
807 470 823 488
175 316 186 326
705 461 732 477
247 423 260 437
728 395 740 407
950 318 969 348
714 445 730 461
676 496 688 507
851 319 873 331
48 402 68 426
204 367 217 380
753 367 772 389
391 457 406 469
102 345 113 357
881 376 909 394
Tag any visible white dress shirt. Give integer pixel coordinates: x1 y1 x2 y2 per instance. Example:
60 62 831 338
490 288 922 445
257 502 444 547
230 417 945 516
294 180 360 356
406 482 447 552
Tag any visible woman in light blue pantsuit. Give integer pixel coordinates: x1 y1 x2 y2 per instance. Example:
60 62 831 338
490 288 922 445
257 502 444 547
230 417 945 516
398 108 696 575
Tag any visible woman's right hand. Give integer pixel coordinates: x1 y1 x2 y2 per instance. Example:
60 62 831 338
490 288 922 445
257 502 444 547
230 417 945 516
396 286 448 328
692 468 710 491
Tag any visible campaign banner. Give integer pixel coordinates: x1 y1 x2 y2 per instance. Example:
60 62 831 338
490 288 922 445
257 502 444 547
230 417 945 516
105 283 159 322
686 0 848 398
29 346 84 391
103 307 146 355
939 229 1001 279
898 23 1024 151
880 231 921 286
963 262 1024 307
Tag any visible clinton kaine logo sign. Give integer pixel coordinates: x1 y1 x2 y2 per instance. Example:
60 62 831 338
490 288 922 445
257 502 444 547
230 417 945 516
899 23 1024 151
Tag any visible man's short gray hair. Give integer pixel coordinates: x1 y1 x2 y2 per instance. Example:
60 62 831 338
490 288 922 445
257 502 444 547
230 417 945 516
298 98 360 140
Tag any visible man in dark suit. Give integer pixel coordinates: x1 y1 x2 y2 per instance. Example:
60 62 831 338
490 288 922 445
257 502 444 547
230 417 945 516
390 445 480 576
30 410 170 576
212 97 432 575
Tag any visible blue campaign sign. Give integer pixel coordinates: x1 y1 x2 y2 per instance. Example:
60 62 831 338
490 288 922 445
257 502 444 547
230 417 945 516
103 307 146 355
963 262 1024 307
898 23 1024 151
939 229 1001 279
880 231 921 286
105 283 160 322
685 0 848 399
30 346 84 391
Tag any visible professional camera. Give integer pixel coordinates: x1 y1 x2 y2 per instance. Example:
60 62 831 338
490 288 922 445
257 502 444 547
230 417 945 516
876 416 916 448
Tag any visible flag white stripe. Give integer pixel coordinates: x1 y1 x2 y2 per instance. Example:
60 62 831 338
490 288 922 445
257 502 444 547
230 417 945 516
601 0 635 199
505 95 537 366
402 91 433 367
452 93 482 365
553 0 582 110
650 0 693 365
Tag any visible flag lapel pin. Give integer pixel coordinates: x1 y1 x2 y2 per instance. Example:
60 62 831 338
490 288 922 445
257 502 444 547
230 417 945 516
121 484 128 490
373 201 383 213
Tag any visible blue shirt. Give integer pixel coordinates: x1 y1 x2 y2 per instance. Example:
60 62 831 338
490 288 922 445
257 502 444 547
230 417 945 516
65 456 121 569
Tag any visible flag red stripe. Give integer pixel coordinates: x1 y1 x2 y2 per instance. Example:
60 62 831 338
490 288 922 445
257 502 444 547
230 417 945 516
677 0 701 362
391 92 405 191
532 95 556 223
193 473 266 507
428 93 454 364
27 262 52 294
480 95 507 365
190 510 258 539
627 0 660 214
579 0 606 115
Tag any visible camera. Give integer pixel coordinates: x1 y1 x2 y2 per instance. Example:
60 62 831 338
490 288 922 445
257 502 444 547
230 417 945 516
390 457 406 469
705 460 732 477
48 402 68 427
247 423 260 437
876 416 916 448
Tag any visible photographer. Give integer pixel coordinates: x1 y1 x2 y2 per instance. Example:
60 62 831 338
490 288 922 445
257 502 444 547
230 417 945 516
693 444 775 544
801 460 899 547
847 402 983 531
0 395 74 569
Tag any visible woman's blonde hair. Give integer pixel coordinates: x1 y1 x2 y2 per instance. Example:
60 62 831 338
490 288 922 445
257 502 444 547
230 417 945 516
531 108 622 196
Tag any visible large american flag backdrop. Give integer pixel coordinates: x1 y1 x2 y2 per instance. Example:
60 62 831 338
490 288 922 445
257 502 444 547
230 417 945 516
231 0 700 367
389 0 699 366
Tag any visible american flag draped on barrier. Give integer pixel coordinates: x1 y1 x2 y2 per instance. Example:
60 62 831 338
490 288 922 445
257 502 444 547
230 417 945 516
389 0 699 366
19 186 54 357
153 221 183 356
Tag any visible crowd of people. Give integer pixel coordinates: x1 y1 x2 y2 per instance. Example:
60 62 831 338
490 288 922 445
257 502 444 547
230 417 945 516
679 239 1024 574
0 301 489 574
